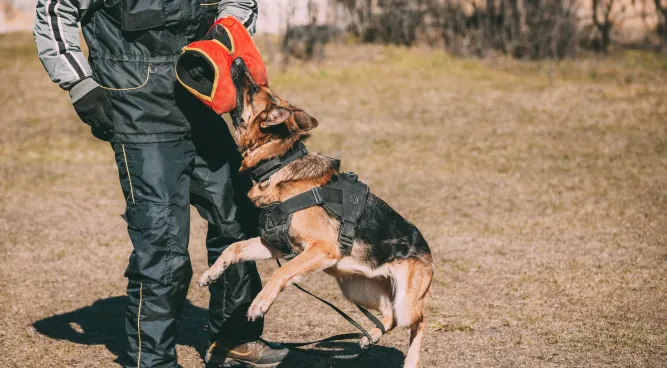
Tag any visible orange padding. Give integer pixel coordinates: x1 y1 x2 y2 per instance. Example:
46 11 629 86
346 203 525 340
176 16 268 115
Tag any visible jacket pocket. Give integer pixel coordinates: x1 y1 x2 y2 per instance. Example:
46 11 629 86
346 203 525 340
99 63 190 134
197 0 219 35
200 0 219 7
96 61 152 91
121 0 165 31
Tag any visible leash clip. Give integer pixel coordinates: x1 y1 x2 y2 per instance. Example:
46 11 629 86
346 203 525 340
343 172 358 182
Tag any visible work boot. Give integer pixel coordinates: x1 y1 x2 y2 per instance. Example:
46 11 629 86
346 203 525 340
205 339 289 367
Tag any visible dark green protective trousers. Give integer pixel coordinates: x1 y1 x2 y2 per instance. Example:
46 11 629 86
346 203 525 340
112 113 263 368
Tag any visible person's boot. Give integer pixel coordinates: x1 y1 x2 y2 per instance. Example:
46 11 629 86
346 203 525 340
205 339 289 367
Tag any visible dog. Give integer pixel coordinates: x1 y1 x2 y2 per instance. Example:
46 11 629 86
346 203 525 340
198 58 434 368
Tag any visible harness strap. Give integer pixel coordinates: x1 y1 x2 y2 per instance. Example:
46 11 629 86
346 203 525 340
249 141 308 183
277 187 343 214
275 259 386 359
339 221 357 248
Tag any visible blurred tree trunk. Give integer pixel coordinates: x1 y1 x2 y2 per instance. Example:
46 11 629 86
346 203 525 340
655 0 667 44
592 0 616 53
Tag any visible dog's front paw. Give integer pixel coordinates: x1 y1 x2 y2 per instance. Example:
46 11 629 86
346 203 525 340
198 260 230 287
198 268 221 287
246 302 264 322
247 290 276 321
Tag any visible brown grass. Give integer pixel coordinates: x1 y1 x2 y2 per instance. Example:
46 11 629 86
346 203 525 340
1 32 667 367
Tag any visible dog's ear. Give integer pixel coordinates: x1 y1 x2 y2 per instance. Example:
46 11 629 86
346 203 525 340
292 109 319 131
261 106 292 128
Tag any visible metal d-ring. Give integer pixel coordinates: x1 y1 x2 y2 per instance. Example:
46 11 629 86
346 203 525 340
259 176 271 190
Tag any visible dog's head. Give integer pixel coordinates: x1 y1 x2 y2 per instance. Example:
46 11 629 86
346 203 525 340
229 57 319 151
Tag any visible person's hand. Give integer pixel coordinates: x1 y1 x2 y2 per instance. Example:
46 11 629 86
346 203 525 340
186 23 225 82
186 23 231 82
73 86 115 141
186 53 207 81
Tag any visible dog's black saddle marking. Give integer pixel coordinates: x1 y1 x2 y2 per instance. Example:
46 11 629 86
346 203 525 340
259 172 370 257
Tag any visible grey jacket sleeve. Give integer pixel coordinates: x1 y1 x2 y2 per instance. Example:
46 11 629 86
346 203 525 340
34 0 99 101
218 0 258 35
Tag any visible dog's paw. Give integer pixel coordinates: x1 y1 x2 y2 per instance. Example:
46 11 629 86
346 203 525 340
198 269 220 287
198 261 230 287
246 303 265 322
359 330 382 348
247 290 275 321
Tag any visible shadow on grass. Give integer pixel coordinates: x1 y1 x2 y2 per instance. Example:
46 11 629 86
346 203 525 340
33 296 404 368
32 296 208 366
277 342 405 368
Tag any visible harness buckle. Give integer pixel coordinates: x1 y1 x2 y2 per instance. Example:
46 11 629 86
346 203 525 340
344 172 359 182
339 221 356 248
311 187 324 205
297 141 309 155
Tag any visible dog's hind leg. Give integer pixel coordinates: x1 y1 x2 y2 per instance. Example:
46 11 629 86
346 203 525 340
405 316 426 368
390 258 432 368
246 241 338 321
335 276 396 347
198 237 282 286
360 310 395 348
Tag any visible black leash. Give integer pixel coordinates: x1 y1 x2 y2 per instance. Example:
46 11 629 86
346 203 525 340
275 260 385 359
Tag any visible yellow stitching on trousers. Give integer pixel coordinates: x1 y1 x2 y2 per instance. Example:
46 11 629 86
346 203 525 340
206 341 217 356
122 144 135 204
137 282 143 368
100 66 151 91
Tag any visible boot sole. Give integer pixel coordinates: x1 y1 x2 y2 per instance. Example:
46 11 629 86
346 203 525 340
206 355 281 368
223 360 280 368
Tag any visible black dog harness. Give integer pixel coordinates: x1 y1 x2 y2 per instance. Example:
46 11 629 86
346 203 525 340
257 172 369 257
249 141 370 256
248 142 383 358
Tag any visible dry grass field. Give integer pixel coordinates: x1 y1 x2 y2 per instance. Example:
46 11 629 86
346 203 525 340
1 32 667 367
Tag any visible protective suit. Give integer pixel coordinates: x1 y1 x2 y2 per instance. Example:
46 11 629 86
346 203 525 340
34 1 265 367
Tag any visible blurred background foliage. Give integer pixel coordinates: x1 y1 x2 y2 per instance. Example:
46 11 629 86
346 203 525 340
266 0 667 64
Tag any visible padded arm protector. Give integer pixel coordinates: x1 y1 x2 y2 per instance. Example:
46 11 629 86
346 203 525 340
175 16 268 115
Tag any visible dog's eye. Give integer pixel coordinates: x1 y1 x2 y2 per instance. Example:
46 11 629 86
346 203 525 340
249 86 260 95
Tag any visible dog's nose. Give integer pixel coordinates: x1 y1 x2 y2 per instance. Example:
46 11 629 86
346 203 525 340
232 57 245 68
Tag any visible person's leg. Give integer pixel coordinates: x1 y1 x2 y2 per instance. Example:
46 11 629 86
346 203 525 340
192 153 290 366
113 140 196 368
188 115 264 344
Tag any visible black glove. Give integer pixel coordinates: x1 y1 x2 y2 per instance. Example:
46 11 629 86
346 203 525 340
186 25 221 83
73 86 115 141
186 53 207 81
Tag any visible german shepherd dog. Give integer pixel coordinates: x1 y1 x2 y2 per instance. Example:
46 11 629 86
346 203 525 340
199 58 434 368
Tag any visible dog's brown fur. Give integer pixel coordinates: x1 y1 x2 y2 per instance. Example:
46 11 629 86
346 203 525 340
199 59 433 368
